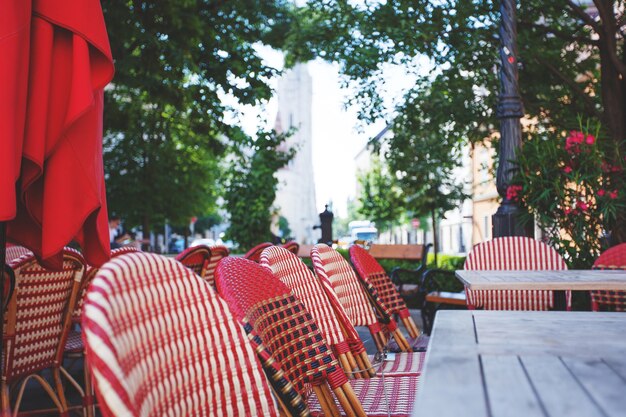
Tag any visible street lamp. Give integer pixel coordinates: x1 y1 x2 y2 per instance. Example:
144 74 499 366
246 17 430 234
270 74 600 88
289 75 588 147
492 0 532 237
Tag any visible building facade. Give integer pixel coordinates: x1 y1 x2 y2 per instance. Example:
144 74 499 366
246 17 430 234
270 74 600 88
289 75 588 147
273 63 318 244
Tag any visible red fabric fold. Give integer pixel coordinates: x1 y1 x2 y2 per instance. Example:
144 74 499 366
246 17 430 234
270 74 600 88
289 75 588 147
4 0 114 268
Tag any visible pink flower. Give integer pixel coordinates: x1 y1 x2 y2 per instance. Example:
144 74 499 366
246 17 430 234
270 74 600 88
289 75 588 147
597 189 606 197
564 207 572 215
563 166 573 174
609 190 618 199
565 131 585 153
506 185 523 201
576 200 589 211
585 134 595 145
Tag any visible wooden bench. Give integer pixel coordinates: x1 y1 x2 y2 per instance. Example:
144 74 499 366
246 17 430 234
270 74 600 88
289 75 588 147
368 244 428 262
425 291 466 306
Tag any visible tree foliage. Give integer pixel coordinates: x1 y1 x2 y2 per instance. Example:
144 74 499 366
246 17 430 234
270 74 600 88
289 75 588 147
102 0 293 235
286 0 626 242
223 131 295 251
356 157 404 234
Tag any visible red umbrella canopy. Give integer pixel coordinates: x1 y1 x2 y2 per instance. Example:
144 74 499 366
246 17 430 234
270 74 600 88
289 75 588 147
1 0 114 268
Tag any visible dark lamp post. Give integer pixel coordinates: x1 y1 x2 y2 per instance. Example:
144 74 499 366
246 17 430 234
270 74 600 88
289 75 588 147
492 0 533 238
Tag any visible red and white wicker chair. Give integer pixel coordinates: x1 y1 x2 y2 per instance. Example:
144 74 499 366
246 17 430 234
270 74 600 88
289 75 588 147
349 245 428 352
591 242 626 311
281 241 300 256
464 236 568 310
216 257 419 417
175 244 212 277
5 244 32 263
244 242 274 263
63 246 139 417
312 244 426 376
2 248 85 416
261 246 372 378
203 244 230 288
82 252 281 417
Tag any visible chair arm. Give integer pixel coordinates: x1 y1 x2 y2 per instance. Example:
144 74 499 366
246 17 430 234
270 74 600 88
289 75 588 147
420 268 458 293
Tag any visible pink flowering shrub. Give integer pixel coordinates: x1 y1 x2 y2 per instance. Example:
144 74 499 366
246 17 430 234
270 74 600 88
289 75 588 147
511 121 625 268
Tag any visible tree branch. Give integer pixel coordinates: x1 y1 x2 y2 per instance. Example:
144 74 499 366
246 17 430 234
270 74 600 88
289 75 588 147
533 55 603 121
593 0 626 78
565 0 600 32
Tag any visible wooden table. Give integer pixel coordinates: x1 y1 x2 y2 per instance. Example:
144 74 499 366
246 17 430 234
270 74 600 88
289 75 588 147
413 310 626 417
455 270 626 309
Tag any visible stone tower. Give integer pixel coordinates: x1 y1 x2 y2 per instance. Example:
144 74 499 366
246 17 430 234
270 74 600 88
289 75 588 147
273 63 318 243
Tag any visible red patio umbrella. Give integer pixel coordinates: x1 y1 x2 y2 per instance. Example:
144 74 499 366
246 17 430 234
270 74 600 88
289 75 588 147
1 0 114 270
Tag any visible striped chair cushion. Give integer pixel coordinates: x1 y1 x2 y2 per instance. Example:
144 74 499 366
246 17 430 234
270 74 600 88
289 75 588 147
215 257 349 395
591 242 626 311
464 237 568 310
175 245 211 277
82 252 278 417
369 352 426 377
308 375 418 417
204 245 229 288
261 246 352 356
244 242 273 263
5 248 84 381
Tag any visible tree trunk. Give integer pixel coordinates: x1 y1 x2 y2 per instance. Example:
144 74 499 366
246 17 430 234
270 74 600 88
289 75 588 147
596 3 626 244
597 8 626 153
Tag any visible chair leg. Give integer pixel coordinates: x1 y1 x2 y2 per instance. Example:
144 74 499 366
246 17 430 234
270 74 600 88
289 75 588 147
84 364 95 417
53 369 70 417
13 374 65 417
1 381 10 417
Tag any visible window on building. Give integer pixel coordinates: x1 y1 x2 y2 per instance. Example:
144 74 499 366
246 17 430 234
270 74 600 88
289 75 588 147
484 216 490 240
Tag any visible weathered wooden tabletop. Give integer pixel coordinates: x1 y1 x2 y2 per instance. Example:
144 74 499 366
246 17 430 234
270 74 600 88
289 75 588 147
455 269 626 291
412 311 626 417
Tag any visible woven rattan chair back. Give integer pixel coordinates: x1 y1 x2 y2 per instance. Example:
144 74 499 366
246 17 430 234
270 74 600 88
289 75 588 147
261 246 371 378
5 248 85 381
591 242 626 311
215 257 367 417
72 246 139 324
312 244 390 353
244 242 273 263
5 245 32 263
3 248 85 415
82 252 279 417
175 244 211 277
281 241 300 256
464 236 568 310
349 245 421 342
203 244 229 288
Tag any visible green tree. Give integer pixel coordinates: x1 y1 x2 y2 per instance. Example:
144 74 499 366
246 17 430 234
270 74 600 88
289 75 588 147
277 216 292 240
356 158 404 237
384 117 468 262
223 130 295 251
102 0 293 236
287 0 626 241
